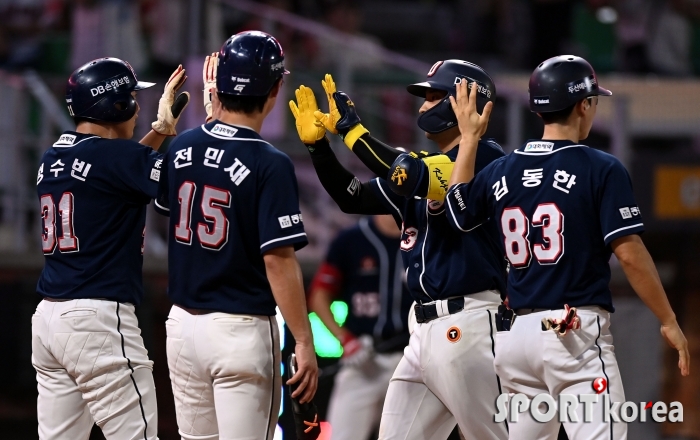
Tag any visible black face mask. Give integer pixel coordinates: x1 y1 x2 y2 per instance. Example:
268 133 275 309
416 96 458 134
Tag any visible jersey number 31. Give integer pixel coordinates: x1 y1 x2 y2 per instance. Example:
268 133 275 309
502 203 563 268
40 193 78 254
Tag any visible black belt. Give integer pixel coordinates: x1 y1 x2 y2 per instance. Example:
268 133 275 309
414 298 465 324
514 308 549 316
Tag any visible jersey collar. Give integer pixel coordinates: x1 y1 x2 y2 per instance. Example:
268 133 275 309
202 120 260 139
53 131 99 148
515 139 587 155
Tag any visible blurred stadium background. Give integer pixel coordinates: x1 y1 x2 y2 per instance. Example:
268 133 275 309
1 0 699 438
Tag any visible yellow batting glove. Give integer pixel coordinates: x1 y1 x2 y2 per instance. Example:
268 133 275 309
289 85 326 144
313 73 341 134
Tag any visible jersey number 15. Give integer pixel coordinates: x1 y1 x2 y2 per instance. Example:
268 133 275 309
175 182 231 250
502 203 564 268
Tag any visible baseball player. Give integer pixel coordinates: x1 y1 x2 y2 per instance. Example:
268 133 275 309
308 215 413 440
444 56 690 439
289 62 509 439
33 57 189 439
153 31 318 440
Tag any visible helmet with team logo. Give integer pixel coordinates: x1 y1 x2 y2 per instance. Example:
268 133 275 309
407 59 496 134
66 57 155 123
217 31 289 97
529 55 612 113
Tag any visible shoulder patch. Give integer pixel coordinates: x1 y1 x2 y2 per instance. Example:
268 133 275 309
210 124 238 138
524 142 554 152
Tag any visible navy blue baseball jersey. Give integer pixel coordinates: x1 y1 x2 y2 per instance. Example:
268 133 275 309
370 140 508 303
310 217 412 346
155 121 308 315
36 131 162 305
446 140 645 312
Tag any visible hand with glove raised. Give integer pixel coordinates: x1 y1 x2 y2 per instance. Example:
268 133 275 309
151 65 190 135
203 52 218 123
313 73 369 149
289 85 327 145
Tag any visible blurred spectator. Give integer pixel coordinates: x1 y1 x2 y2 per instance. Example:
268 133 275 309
588 0 699 75
0 0 62 70
68 0 148 72
310 0 384 72
143 0 188 76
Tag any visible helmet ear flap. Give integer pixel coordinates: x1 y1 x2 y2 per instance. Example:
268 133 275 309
417 96 457 134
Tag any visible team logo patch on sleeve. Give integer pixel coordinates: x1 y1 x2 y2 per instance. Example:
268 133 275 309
619 205 641 219
278 215 292 228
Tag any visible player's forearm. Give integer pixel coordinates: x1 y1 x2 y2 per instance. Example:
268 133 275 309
448 134 479 188
139 130 168 151
612 235 677 325
264 247 314 345
308 288 348 340
349 133 403 178
306 138 389 215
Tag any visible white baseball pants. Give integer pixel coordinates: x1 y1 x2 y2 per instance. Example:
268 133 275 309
165 305 281 440
31 298 158 440
326 351 403 440
494 307 627 440
378 290 508 440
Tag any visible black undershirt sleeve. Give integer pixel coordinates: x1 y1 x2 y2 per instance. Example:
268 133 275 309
350 133 403 178
306 138 390 215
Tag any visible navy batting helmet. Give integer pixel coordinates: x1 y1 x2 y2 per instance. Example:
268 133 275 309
217 31 289 97
66 57 155 123
529 55 611 113
407 59 496 134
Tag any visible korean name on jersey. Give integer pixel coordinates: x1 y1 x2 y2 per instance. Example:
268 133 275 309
36 132 162 304
446 140 644 311
154 122 307 315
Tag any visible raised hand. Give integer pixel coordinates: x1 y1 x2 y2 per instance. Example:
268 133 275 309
203 53 218 123
151 64 190 136
313 74 341 134
289 85 326 144
449 79 493 140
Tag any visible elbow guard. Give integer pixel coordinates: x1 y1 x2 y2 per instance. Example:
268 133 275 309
387 153 454 201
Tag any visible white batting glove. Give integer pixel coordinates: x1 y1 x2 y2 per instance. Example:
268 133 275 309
152 64 190 136
203 53 218 122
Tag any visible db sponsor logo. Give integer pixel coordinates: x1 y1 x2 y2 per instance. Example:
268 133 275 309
495 393 683 423
592 377 607 394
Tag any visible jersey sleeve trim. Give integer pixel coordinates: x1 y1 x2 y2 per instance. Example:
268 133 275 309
260 232 307 251
154 198 170 213
603 223 644 245
446 191 484 232
373 178 403 221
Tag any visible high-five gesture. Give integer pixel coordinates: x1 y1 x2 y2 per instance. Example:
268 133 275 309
151 64 190 136
449 78 493 140
447 80 494 187
203 52 218 123
289 85 327 145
